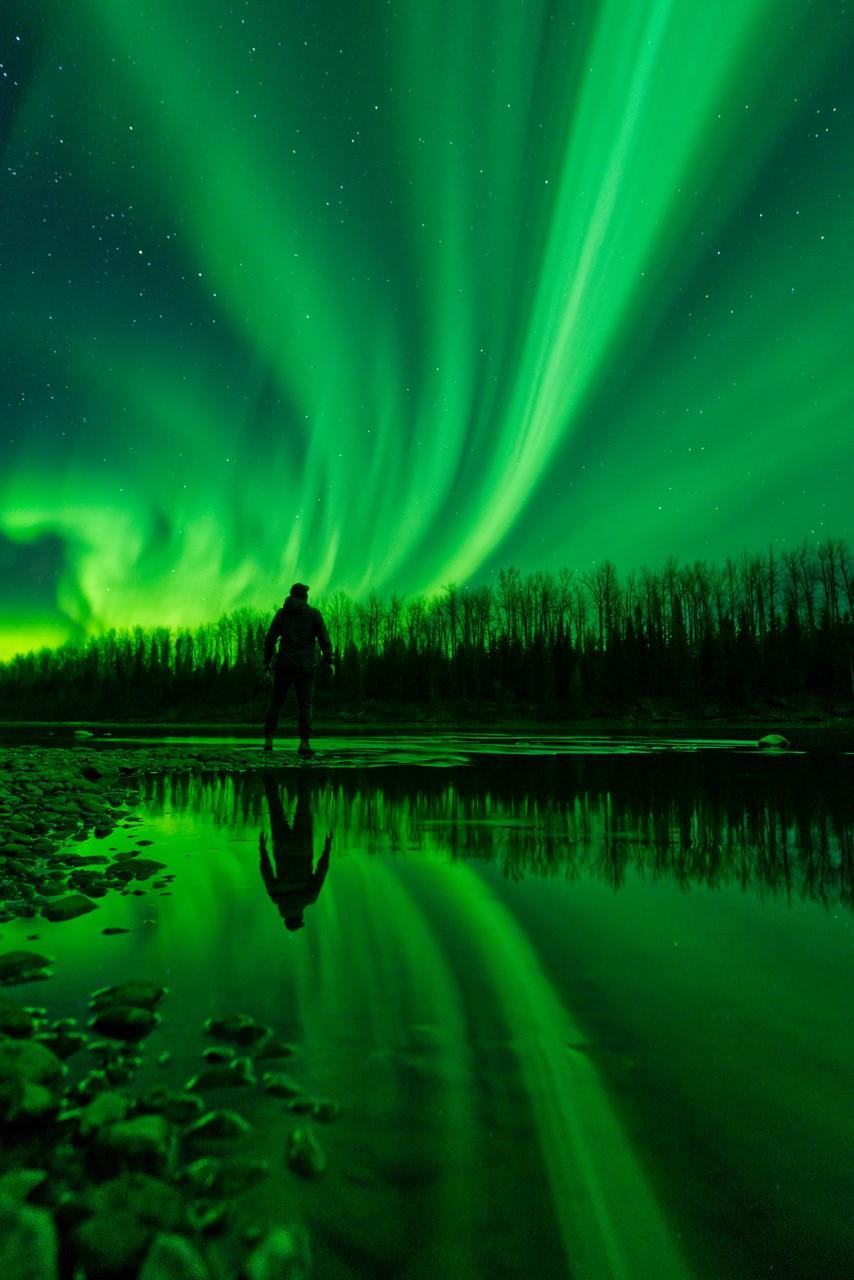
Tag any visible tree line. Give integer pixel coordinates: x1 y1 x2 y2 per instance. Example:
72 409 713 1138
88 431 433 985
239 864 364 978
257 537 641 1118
1 537 852 722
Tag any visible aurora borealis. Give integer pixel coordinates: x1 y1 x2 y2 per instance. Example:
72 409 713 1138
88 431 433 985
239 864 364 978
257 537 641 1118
2 1 853 659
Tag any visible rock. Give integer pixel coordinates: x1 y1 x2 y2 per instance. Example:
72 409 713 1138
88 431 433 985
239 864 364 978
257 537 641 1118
245 1225 312 1280
286 1127 325 1178
0 994 35 1037
84 1172 184 1230
139 1232 210 1280
80 762 119 781
41 893 98 923
0 951 53 982
261 1071 302 1098
79 1090 129 1137
181 1157 222 1193
286 1097 315 1115
186 1059 256 1091
205 1014 270 1046
138 1086 205 1125
92 1113 176 1175
90 981 166 1010
211 1157 270 1198
0 1034 64 1085
758 733 789 749
187 1197 229 1234
253 1037 297 1061
0 1194 60 1280
185 1109 252 1141
34 1029 88 1059
0 1168 48 1202
89 1005 160 1041
72 1208 153 1278
311 1098 341 1123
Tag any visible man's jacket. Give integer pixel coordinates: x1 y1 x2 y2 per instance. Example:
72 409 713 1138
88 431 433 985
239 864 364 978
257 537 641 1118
264 596 333 672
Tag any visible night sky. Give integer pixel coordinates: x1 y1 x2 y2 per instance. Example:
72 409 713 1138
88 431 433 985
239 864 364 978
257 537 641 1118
2 0 852 659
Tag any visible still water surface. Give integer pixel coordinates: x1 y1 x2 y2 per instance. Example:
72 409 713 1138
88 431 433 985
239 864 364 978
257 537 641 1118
12 744 854 1279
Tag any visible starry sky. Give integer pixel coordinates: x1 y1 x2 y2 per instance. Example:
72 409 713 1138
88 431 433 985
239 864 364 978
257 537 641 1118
2 0 853 659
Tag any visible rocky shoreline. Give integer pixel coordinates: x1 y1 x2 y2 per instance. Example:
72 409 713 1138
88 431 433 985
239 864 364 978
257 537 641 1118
0 746 338 1280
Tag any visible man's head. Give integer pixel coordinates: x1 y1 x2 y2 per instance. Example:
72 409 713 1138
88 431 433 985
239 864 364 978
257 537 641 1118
289 583 309 601
284 914 305 932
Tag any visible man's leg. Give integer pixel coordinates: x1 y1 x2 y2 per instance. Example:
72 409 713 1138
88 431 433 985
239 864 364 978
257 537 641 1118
293 670 315 753
264 668 292 740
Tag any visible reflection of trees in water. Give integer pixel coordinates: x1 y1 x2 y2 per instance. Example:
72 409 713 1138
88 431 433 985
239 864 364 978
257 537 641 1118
138 754 853 909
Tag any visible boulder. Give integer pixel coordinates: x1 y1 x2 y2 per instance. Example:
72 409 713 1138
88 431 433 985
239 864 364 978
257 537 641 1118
311 1098 341 1123
185 1109 252 1141
89 1005 160 1041
757 733 789 749
79 1090 129 1137
0 950 53 982
72 1208 153 1278
84 1172 184 1231
0 1168 48 1203
0 1034 64 1085
138 1086 205 1125
90 981 166 1010
139 1232 210 1280
0 1194 60 1280
245 1225 312 1280
286 1127 325 1178
0 994 36 1037
92 1114 176 1176
261 1071 302 1098
41 893 98 923
186 1059 256 1091
204 1014 269 1046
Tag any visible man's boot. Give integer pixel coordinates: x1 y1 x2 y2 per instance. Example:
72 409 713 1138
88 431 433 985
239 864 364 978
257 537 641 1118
263 734 273 752
298 739 313 758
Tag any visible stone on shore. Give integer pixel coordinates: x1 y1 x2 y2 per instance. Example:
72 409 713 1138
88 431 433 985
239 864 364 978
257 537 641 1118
41 893 98 923
286 1127 325 1178
89 1003 161 1041
0 951 53 983
91 1113 176 1176
185 1109 252 1141
261 1071 302 1098
0 1194 60 1280
90 981 166 1011
186 1058 256 1091
139 1232 210 1280
205 1014 270 1046
137 1086 205 1125
245 1225 312 1280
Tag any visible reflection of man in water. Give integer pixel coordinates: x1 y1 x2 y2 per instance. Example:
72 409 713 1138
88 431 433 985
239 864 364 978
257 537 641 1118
260 773 331 931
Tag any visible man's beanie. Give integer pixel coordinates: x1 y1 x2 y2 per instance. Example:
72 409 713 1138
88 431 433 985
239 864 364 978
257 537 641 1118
290 583 309 600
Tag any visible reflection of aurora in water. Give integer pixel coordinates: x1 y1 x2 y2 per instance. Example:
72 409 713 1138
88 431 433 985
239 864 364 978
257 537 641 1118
117 751 854 1278
12 749 852 1277
140 753 854 910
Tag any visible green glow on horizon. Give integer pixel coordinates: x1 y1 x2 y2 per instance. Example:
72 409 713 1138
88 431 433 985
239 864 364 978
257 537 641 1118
1 0 852 655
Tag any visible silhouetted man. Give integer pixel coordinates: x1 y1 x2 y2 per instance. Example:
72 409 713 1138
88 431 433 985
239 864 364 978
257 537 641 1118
260 773 331 931
263 582 334 757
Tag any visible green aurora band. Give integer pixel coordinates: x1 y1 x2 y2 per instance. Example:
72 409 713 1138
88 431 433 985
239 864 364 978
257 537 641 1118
1 0 852 657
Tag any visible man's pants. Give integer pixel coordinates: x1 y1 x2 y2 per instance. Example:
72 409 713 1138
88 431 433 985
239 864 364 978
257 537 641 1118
264 665 315 739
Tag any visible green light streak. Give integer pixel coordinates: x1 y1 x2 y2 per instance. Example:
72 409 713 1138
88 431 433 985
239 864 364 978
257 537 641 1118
409 857 693 1279
1 0 851 651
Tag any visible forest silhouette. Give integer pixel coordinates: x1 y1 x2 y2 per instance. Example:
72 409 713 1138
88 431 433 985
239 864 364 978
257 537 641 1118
1 537 852 723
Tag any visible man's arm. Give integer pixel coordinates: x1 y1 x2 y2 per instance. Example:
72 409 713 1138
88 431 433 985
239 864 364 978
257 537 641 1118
314 611 334 666
263 610 284 667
